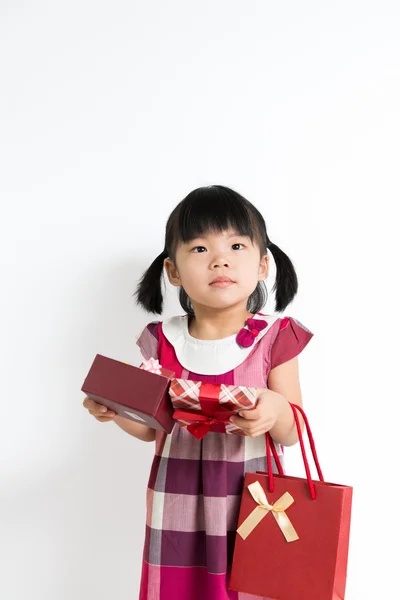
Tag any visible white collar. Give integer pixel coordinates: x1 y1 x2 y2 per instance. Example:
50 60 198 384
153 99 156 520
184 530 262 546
161 312 280 375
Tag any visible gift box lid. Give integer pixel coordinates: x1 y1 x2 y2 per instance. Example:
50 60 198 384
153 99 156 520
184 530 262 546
81 354 175 414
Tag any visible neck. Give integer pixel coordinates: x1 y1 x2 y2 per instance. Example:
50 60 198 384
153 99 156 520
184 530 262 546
187 302 257 340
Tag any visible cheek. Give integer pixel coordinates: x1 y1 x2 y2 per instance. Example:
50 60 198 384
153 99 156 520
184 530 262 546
179 266 204 288
238 259 260 279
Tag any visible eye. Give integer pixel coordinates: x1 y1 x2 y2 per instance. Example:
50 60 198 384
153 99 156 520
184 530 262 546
190 243 245 253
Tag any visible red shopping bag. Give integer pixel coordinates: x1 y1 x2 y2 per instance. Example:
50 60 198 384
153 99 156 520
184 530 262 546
229 403 353 600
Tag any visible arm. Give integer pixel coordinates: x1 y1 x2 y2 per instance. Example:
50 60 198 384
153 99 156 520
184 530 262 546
266 356 305 447
113 414 156 442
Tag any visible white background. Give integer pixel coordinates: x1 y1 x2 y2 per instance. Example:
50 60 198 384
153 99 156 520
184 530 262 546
1 1 399 599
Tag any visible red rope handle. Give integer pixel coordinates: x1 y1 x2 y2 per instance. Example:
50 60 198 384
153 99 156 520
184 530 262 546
291 403 324 482
264 403 324 500
265 432 284 493
292 404 316 499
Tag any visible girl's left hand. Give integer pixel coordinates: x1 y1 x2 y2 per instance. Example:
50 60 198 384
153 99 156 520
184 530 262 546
230 388 281 438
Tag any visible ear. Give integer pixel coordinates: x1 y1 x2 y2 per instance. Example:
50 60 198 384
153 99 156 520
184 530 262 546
164 258 182 287
258 253 269 281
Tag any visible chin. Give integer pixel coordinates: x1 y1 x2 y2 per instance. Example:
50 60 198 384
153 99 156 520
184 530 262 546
207 296 246 309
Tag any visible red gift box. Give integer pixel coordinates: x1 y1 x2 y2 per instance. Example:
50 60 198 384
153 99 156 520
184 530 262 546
229 403 353 600
169 378 258 440
81 354 175 432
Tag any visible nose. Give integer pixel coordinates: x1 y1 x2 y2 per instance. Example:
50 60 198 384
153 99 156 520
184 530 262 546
212 256 230 268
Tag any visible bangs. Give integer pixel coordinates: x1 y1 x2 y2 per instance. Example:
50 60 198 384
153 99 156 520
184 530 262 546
177 186 256 244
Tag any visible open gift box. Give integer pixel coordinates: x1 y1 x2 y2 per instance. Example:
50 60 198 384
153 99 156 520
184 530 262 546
82 355 260 438
81 354 176 432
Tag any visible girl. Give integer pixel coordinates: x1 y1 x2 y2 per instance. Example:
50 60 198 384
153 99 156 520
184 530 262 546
85 184 314 600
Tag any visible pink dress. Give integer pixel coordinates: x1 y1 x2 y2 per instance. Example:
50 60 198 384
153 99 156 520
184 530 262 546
135 311 314 600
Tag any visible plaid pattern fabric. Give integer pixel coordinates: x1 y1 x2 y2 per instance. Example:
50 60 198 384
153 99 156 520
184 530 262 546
136 315 314 600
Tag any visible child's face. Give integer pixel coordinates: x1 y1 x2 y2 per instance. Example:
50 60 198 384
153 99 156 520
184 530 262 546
164 228 269 311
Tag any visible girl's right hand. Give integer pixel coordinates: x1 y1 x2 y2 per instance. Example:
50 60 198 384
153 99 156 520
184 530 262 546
82 396 116 422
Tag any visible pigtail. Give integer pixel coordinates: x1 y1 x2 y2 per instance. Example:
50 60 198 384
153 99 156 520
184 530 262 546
133 249 168 314
268 242 298 313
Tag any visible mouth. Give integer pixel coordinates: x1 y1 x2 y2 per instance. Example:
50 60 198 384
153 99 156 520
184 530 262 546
209 277 235 288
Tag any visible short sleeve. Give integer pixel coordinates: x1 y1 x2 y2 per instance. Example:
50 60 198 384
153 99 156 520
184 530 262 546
270 316 314 369
135 321 160 361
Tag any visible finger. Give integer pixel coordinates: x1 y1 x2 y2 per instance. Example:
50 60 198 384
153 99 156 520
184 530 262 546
231 413 259 428
84 397 109 413
230 415 246 428
248 423 275 437
237 424 263 437
83 397 102 410
236 409 260 421
90 408 116 417
95 415 116 422
246 430 263 438
231 422 252 436
239 426 256 437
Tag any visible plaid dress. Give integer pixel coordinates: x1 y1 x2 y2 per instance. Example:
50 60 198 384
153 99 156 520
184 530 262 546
136 312 314 600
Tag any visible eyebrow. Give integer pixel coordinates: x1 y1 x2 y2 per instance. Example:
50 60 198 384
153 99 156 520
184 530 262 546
189 232 245 241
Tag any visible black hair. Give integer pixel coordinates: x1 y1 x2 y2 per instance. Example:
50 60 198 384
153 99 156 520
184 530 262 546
133 184 298 315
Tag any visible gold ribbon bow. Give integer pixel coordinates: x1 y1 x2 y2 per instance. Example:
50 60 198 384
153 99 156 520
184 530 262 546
237 480 299 542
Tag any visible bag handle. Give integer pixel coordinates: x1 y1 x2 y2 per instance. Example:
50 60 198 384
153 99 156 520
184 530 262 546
265 403 324 500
